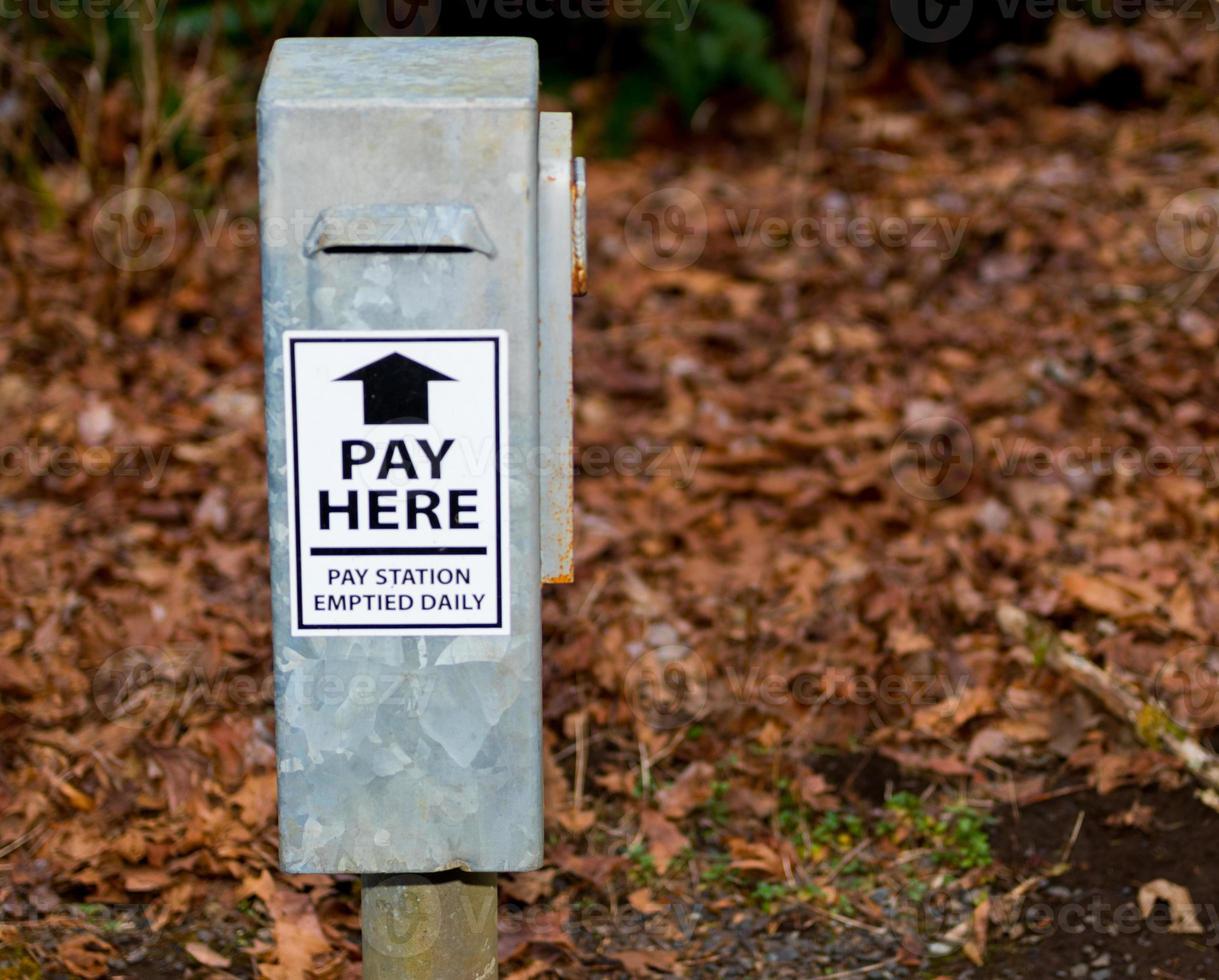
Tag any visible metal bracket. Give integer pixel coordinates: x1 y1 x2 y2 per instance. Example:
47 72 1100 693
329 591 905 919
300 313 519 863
539 114 575 584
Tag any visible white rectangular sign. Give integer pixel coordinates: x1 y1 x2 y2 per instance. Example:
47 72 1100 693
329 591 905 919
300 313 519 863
283 331 509 635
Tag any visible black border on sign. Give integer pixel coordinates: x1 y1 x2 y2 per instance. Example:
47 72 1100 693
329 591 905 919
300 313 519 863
287 335 505 632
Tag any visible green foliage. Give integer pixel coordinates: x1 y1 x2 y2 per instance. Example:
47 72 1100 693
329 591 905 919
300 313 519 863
808 809 865 851
625 840 657 882
6 0 335 187
699 853 740 888
605 0 797 153
703 779 731 825
643 0 797 118
941 803 992 871
1028 622 1055 667
751 879 790 910
776 777 800 836
1135 702 1187 748
693 777 995 930
10 0 796 174
885 794 993 872
750 879 833 912
0 943 41 980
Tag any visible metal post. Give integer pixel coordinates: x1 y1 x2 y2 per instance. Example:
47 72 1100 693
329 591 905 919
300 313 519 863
361 871 498 980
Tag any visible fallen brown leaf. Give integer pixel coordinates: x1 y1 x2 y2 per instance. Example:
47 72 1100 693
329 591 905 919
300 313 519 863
1138 879 1204 934
656 760 714 818
57 933 115 979
640 809 690 876
124 868 172 893
260 885 333 979
1060 569 1157 620
727 838 785 877
626 887 665 915
185 940 231 968
610 947 685 976
500 868 557 905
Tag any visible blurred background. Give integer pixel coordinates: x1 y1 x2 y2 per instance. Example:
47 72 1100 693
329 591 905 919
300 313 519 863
2 1 1219 978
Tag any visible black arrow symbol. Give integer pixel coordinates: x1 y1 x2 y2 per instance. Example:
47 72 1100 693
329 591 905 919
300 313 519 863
336 353 455 425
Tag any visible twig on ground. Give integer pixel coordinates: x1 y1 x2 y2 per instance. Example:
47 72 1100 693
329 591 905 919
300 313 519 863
0 822 44 860
796 0 836 180
817 957 899 979
824 837 872 885
1060 810 1086 864
813 907 888 936
1018 783 1091 807
573 710 589 813
997 604 1219 813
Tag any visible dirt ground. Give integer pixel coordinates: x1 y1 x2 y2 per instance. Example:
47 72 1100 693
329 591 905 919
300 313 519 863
979 782 1219 979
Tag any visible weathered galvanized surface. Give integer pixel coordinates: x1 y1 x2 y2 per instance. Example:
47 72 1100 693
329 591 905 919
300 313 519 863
538 113 574 585
259 37 543 873
361 872 497 980
303 204 497 257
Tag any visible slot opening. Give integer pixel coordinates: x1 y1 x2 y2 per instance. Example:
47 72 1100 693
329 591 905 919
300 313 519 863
319 244 477 255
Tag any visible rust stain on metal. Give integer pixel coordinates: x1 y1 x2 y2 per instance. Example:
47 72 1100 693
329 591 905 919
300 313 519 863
542 390 574 585
571 157 588 297
541 478 574 585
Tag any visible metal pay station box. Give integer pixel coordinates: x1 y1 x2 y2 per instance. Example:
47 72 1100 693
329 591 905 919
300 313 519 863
258 37 581 875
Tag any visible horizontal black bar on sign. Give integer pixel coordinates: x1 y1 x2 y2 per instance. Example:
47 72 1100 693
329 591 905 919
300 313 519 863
309 547 489 556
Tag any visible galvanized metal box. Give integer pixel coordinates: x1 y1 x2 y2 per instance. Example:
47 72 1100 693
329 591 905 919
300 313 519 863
259 37 573 874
